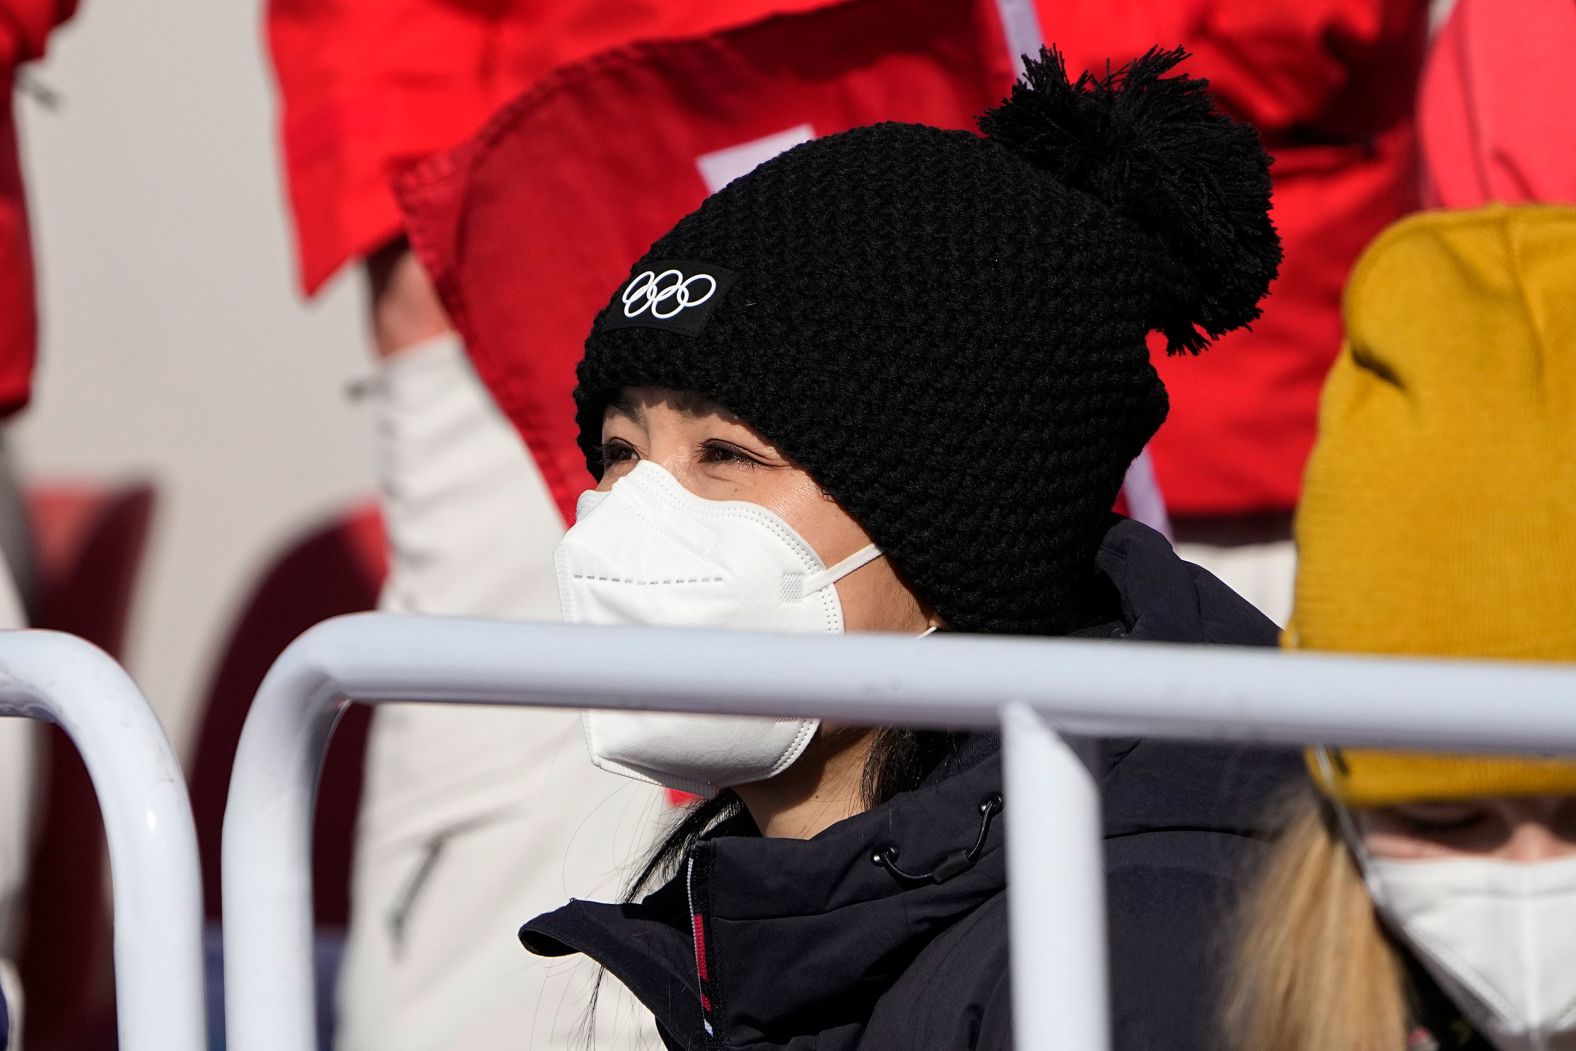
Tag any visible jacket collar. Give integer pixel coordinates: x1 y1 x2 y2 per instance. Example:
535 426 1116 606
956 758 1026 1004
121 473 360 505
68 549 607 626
1075 515 1279 646
522 736 1004 1050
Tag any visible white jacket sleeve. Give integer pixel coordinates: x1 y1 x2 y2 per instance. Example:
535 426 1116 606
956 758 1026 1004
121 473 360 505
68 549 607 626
336 332 662 1051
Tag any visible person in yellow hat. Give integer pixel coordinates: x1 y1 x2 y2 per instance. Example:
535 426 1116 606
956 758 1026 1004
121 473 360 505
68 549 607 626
1222 203 1576 1051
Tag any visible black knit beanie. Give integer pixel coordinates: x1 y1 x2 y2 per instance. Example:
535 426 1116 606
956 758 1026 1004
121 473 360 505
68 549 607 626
574 47 1280 636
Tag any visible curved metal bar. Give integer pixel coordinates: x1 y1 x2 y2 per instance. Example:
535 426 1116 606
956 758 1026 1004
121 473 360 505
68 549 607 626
0 630 205 1051
223 612 1576 1051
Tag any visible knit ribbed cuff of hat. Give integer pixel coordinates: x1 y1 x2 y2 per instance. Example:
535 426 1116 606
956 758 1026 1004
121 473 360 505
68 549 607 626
1307 747 1576 809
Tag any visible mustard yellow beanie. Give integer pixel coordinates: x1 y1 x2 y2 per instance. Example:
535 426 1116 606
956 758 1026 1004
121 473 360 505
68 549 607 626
1290 204 1576 807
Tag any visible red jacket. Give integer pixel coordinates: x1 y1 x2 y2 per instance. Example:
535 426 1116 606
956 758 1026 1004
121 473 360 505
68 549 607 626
267 0 836 295
279 0 1428 517
394 0 1016 522
1045 0 1428 516
0 0 76 418
1419 0 1576 207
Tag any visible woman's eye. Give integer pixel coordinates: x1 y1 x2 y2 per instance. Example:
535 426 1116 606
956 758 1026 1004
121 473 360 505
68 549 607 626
698 440 762 468
600 441 639 466
1393 804 1490 832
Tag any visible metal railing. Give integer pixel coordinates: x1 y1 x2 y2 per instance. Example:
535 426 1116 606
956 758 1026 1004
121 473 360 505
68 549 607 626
0 630 205 1051
221 612 1576 1051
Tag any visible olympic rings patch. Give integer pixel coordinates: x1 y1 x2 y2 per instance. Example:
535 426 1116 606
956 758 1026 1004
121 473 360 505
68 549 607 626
622 269 718 320
600 261 738 336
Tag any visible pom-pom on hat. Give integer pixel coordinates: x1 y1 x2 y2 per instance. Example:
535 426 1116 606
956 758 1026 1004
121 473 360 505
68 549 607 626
575 47 1279 636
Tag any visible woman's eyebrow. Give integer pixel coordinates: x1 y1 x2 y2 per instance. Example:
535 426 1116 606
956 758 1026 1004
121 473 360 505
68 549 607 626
671 390 722 419
607 391 644 423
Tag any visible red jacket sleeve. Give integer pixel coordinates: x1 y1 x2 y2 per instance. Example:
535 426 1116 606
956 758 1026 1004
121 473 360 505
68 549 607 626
1419 0 1576 206
0 0 79 69
267 0 838 296
1137 0 1429 516
1040 0 1428 516
0 0 76 418
1189 0 1423 136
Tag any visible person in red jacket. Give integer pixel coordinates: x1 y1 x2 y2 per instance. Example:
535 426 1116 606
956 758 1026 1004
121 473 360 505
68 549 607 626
1 3 76 1042
1043 0 1429 624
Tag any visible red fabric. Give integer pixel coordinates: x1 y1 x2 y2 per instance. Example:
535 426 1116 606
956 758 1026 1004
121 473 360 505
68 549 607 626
267 0 837 295
0 0 76 66
396 0 1426 520
1419 0 1576 207
395 0 1017 522
1041 0 1429 516
0 0 77 419
0 92 36 417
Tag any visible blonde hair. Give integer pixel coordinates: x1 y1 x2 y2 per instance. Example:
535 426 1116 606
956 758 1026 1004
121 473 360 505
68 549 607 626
1223 788 1411 1051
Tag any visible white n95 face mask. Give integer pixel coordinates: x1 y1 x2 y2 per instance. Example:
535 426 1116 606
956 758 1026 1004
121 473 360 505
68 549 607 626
1364 853 1576 1051
554 460 885 797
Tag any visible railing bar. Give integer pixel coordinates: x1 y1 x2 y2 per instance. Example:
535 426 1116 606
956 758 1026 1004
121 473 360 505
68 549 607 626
0 631 205 1051
223 613 1576 1051
1002 703 1109 1051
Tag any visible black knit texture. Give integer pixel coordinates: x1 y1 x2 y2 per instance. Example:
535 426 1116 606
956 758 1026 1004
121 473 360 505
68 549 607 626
574 48 1279 636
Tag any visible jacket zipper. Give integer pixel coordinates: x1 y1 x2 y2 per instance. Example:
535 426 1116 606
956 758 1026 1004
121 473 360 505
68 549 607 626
686 854 717 1041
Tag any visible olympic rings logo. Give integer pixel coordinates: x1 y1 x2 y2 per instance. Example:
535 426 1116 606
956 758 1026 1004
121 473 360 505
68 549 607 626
621 269 718 320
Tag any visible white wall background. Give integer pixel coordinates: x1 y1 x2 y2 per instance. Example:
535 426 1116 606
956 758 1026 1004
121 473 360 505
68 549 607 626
14 0 374 755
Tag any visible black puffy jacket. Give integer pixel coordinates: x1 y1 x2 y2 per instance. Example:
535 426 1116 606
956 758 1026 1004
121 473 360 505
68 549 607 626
521 519 1300 1049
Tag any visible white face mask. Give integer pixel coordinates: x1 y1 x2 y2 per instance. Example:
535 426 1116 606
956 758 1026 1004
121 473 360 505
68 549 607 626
554 460 889 796
1363 851 1576 1051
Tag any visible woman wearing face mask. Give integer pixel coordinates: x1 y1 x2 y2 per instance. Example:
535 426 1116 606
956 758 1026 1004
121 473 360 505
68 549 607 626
523 49 1297 1049
1225 203 1576 1051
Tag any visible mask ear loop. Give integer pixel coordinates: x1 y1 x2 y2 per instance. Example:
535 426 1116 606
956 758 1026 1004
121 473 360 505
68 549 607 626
801 544 884 594
1312 744 1388 905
